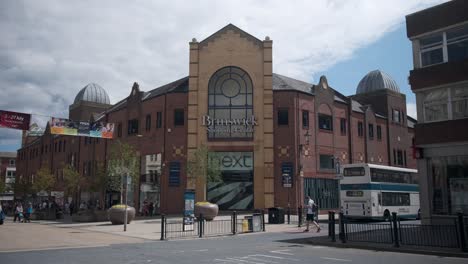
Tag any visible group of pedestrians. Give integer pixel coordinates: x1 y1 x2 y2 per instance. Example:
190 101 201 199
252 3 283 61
12 202 33 223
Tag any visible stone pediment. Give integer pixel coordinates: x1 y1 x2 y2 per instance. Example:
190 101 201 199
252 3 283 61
199 23 263 49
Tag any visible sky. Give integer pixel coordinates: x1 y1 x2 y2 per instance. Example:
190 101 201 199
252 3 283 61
0 0 447 152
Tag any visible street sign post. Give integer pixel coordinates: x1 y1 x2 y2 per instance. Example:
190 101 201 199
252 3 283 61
282 173 292 188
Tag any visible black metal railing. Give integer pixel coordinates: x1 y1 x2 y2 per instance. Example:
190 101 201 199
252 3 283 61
160 211 265 240
328 211 468 252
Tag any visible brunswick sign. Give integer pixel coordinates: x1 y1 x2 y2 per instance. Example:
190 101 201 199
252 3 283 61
202 115 257 133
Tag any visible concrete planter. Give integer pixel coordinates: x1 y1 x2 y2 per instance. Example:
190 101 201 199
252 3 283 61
71 210 109 222
194 202 219 221
107 205 135 225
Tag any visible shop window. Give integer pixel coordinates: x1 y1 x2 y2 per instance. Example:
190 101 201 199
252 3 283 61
377 125 382 140
278 109 288 126
156 112 162 128
340 118 346 135
174 109 184 126
302 110 309 128
145 114 151 132
357 121 363 137
318 114 332 131
319 155 334 170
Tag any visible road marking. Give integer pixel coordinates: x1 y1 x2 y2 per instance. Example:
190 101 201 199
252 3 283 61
269 249 293 255
0 244 110 253
244 256 279 263
251 254 299 262
320 257 351 262
193 249 209 252
226 257 265 264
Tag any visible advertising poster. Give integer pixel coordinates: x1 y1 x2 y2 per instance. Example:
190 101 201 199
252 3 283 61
50 117 114 139
184 190 195 226
0 110 31 130
78 121 90 136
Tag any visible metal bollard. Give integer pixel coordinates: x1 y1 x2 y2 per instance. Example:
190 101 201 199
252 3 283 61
392 212 400 248
339 212 346 243
198 214 204 238
232 211 237 235
328 211 332 237
458 212 467 252
331 211 336 242
298 206 303 227
262 209 266 232
287 206 291 224
160 214 165 241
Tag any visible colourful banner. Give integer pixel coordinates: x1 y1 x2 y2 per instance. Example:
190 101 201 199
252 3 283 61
50 117 114 139
0 110 31 130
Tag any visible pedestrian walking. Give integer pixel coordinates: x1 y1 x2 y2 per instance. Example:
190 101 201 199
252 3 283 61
14 203 24 223
304 196 321 232
0 204 5 225
24 202 33 223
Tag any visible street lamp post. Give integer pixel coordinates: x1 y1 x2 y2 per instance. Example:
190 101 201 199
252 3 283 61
298 130 310 212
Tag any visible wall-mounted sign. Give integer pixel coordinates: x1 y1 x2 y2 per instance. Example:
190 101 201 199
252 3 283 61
202 115 257 134
50 117 114 138
282 163 293 188
215 152 253 171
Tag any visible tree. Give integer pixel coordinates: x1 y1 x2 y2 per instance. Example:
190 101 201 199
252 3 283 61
107 140 139 203
63 164 83 206
32 167 56 198
186 145 222 201
13 175 33 200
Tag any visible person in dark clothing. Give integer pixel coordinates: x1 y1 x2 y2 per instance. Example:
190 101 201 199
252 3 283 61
69 202 74 216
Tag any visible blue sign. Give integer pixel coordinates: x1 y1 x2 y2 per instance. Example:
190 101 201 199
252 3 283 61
282 163 293 188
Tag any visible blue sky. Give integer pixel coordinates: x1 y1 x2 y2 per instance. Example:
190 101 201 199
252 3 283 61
314 23 417 111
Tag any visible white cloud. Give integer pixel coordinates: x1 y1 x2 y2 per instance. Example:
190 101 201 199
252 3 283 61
407 102 418 120
0 0 445 148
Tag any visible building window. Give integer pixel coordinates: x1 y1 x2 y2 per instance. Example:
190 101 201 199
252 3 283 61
318 114 332 131
156 112 162 128
145 114 151 131
55 142 57 152
302 110 309 128
174 109 184 126
278 109 288 126
128 119 139 135
9 159 15 166
452 86 468 119
393 149 396 165
168 162 181 187
420 34 444 67
357 121 363 137
208 66 253 138
393 109 401 123
117 123 122 137
397 150 403 166
418 24 468 67
422 88 448 122
340 118 346 135
319 155 335 170
404 150 407 167
377 125 382 140
368 124 374 139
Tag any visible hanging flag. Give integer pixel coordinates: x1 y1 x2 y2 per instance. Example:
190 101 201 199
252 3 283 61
0 110 31 130
50 117 114 139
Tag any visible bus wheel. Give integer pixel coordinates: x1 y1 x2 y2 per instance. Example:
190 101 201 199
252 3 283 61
383 210 391 222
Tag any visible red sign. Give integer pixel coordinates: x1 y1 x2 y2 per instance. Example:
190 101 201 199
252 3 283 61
0 110 31 130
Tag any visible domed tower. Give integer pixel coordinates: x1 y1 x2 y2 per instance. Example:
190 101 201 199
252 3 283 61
352 70 405 118
69 83 111 121
356 70 400 94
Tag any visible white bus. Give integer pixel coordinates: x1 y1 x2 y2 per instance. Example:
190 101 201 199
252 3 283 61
340 163 419 220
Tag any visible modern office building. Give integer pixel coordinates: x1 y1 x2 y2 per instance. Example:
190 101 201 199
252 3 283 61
406 0 468 220
16 24 416 214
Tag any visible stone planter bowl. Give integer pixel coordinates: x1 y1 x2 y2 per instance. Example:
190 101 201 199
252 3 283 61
108 205 136 225
194 202 219 221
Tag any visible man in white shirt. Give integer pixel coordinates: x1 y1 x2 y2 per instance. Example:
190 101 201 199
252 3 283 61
304 196 321 232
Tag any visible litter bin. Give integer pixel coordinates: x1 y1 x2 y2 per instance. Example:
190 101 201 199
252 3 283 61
268 207 285 224
252 213 262 232
244 216 253 232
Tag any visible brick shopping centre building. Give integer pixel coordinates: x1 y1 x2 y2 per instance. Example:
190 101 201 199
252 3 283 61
16 25 416 214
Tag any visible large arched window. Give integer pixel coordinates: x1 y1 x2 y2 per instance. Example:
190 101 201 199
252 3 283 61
207 66 253 139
